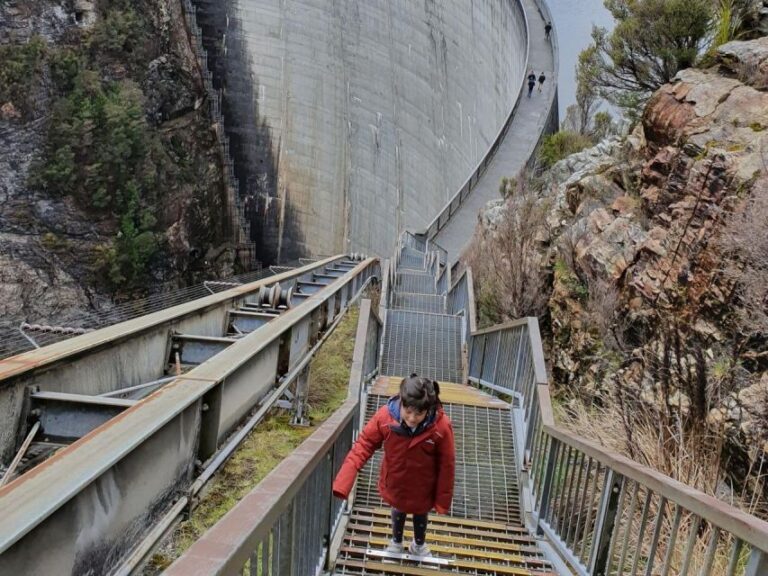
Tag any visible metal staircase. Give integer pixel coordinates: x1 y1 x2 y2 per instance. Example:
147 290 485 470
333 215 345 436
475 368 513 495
160 237 768 576
332 239 555 575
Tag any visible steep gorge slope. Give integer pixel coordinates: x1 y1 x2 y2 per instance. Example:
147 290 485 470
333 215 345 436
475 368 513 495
0 0 234 330
469 37 768 495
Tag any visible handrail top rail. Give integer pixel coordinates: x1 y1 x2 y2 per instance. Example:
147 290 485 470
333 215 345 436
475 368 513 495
472 317 768 554
472 317 529 336
426 237 448 255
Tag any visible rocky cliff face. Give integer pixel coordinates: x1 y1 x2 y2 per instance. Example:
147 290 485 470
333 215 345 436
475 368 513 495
469 37 768 462
0 0 234 333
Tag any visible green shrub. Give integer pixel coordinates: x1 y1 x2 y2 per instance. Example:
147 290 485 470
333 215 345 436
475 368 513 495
0 36 47 117
87 8 147 68
96 216 159 287
49 49 81 93
28 3 200 294
34 65 169 291
539 131 593 169
38 73 149 210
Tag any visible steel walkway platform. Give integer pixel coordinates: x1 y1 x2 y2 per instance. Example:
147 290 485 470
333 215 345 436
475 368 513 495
333 240 554 575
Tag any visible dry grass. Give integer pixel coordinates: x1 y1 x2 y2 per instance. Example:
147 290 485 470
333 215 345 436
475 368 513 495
553 396 766 574
717 178 768 339
465 172 551 326
144 306 360 573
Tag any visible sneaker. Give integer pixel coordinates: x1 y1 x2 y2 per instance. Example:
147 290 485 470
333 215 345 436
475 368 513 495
408 541 431 557
385 539 404 554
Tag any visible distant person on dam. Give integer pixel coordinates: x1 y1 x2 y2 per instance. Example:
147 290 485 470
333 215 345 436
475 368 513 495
332 374 455 558
538 72 546 92
527 70 537 97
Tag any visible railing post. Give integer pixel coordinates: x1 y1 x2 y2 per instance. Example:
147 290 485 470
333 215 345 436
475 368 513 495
536 437 559 536
588 470 624 576
746 548 768 576
511 327 524 394
492 332 502 384
475 335 487 384
277 501 296 576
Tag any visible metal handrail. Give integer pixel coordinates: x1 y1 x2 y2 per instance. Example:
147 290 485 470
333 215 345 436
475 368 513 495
467 317 768 575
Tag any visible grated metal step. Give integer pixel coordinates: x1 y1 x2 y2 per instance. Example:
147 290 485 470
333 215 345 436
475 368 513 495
380 310 462 383
399 248 427 270
355 394 520 525
396 272 438 295
391 292 447 314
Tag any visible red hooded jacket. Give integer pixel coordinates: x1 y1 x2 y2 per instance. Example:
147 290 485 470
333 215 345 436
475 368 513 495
332 396 455 515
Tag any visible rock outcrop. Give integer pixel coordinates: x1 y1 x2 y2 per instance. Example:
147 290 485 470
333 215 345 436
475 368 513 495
470 37 768 455
0 0 235 342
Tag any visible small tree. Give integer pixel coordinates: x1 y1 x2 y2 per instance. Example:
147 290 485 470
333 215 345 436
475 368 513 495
591 111 616 141
539 131 593 169
465 174 551 323
582 0 712 118
575 45 601 135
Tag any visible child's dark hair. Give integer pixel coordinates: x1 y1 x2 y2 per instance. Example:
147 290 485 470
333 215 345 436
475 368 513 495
399 373 441 412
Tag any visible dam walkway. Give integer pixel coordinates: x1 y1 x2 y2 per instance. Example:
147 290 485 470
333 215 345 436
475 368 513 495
431 0 558 267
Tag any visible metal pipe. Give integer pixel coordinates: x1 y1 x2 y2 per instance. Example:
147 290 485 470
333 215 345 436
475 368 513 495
630 490 654 576
644 496 667 576
17 323 40 349
567 453 589 549
700 526 720 576
0 422 41 487
561 448 581 543
617 482 640 573
660 504 682 576
98 376 178 398
113 498 188 576
725 539 743 576
679 515 702 575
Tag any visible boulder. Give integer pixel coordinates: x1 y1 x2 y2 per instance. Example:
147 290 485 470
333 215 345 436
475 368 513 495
143 55 200 123
717 35 768 90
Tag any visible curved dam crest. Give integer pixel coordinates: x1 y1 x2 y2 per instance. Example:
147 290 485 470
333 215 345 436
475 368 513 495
194 0 528 261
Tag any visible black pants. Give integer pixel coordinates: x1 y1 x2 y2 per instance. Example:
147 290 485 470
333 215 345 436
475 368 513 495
391 508 428 545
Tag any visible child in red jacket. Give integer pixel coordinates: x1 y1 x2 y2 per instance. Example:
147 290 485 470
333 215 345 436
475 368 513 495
332 374 456 557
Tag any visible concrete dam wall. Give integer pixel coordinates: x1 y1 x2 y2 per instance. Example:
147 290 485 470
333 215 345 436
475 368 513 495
193 0 528 262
